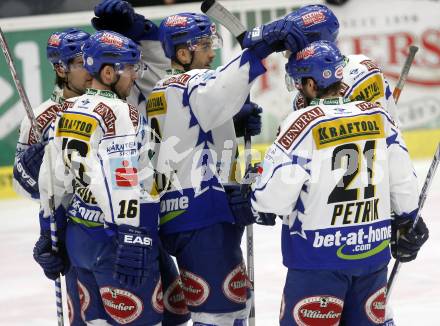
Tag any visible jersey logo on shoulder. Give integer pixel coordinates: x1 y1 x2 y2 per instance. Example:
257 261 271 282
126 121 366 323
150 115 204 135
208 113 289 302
93 102 116 136
278 107 324 150
339 82 349 96
313 114 385 149
349 74 384 103
360 59 380 71
162 74 191 87
356 101 381 111
146 91 167 116
28 104 60 144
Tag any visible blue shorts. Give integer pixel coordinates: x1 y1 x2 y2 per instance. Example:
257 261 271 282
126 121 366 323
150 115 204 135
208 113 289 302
65 266 86 325
161 222 249 314
66 221 162 325
158 243 191 325
280 265 388 326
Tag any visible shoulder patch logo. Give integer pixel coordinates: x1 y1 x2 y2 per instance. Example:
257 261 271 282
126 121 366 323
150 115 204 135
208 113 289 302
128 104 139 129
163 74 191 87
93 102 116 136
278 107 325 150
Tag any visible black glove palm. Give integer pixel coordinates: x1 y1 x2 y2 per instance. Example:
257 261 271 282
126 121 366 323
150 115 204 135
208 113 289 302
391 216 429 262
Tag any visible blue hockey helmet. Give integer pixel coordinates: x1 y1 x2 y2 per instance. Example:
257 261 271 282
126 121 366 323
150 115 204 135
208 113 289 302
288 5 339 43
286 40 344 89
159 12 222 59
82 30 142 76
47 28 90 67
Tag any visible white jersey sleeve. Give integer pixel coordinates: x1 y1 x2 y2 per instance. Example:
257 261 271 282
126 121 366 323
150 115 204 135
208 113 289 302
186 49 266 132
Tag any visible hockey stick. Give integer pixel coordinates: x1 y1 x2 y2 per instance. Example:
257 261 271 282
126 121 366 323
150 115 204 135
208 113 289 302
392 45 418 103
201 1 256 324
387 142 440 298
0 27 65 326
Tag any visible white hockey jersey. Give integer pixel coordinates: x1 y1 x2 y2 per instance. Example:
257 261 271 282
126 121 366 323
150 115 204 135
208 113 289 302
147 49 266 234
293 54 398 123
13 87 64 199
252 98 419 270
39 88 158 237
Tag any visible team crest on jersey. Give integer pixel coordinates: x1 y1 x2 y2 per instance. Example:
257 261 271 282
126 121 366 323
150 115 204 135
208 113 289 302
293 295 343 326
349 74 384 103
67 294 74 324
365 287 386 324
313 113 384 149
222 262 247 303
93 102 116 136
278 107 324 150
164 277 189 315
180 269 210 306
147 92 167 116
165 15 188 27
100 287 143 324
77 280 90 322
301 11 326 27
152 279 164 313
110 157 139 188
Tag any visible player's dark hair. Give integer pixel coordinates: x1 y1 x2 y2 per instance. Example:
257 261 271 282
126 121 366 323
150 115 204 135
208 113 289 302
301 78 343 98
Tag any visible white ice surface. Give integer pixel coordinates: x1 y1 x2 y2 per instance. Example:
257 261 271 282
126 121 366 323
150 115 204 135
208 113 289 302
0 160 438 325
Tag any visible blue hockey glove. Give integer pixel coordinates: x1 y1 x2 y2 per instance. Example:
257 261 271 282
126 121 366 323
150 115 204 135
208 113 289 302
243 17 307 59
13 142 45 199
33 229 69 280
114 224 156 288
91 0 158 42
225 184 255 226
234 102 262 138
391 216 429 262
254 211 277 226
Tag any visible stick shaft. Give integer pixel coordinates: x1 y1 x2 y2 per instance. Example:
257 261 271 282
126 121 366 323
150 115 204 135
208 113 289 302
393 45 418 104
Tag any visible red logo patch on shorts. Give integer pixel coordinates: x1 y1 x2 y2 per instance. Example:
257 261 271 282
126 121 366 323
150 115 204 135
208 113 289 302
67 293 74 324
180 269 210 307
152 278 164 313
293 295 343 326
164 277 189 315
222 263 247 303
77 280 90 322
365 287 386 324
100 287 143 324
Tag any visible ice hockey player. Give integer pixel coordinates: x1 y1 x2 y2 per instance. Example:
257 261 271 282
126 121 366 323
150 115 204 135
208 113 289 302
13 28 91 326
144 11 307 326
251 40 429 325
38 30 163 325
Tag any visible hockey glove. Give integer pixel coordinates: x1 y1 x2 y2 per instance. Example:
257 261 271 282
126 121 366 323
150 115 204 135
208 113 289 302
13 142 45 200
243 17 308 59
234 102 263 138
114 224 156 288
33 229 69 280
225 184 255 226
91 0 158 42
391 216 429 262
